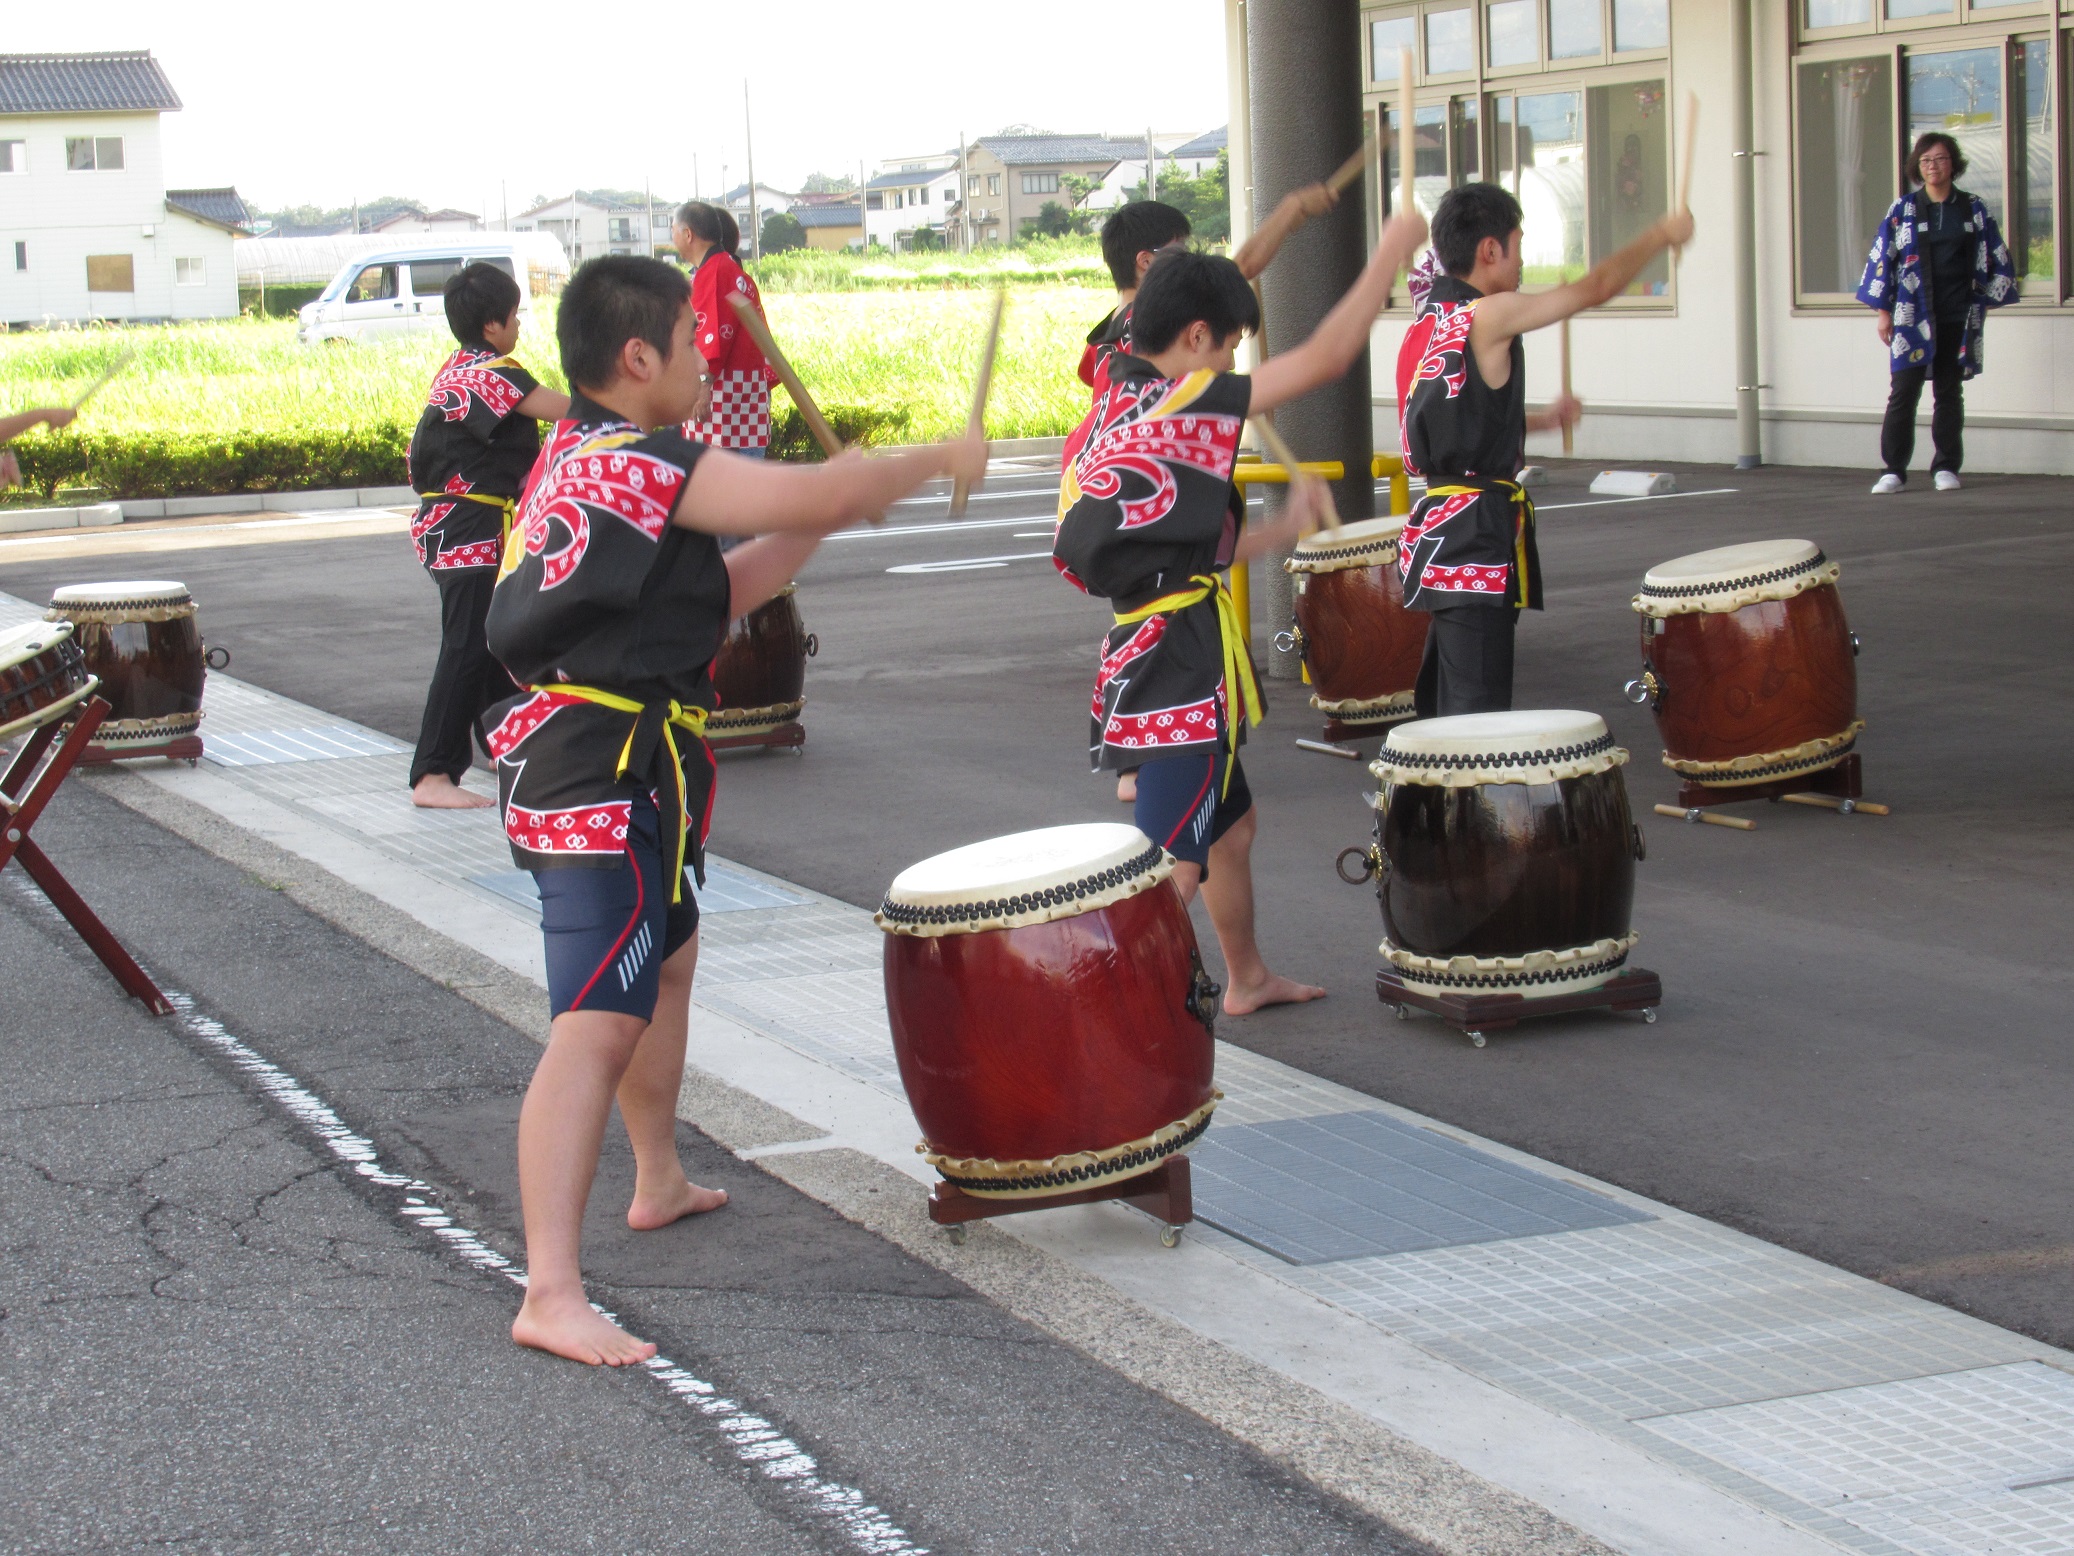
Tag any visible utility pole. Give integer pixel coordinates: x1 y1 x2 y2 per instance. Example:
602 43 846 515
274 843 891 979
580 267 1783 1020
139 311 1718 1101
500 179 508 231
1147 125 1157 201
645 178 654 257
859 158 868 251
693 153 699 202
959 132 969 253
744 81 760 261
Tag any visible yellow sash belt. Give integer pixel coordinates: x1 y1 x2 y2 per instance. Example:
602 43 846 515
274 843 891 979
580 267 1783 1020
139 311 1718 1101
1111 572 1262 794
421 489 518 538
1424 479 1534 607
526 684 710 903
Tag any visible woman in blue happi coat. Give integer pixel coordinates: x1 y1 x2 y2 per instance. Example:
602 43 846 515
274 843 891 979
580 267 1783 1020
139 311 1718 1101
1855 130 2018 494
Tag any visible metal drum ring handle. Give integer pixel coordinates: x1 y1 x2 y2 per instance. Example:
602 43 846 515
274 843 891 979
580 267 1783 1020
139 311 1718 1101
1272 627 1304 656
803 633 819 658
1336 844 1385 886
1623 669 1659 706
204 642 231 671
1632 823 1648 862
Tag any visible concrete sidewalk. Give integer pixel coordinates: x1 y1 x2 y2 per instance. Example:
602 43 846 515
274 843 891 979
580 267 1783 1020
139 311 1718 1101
10 583 2072 1556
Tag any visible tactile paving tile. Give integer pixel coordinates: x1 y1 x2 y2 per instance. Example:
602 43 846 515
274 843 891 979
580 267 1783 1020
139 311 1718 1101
1639 1362 2074 1556
203 725 408 766
1210 1041 1381 1125
1190 1110 1652 1265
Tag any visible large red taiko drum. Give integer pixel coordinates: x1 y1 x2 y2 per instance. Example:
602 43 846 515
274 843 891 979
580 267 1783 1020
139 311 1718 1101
709 582 815 742
876 823 1220 1198
1283 517 1428 733
46 581 215 759
0 620 96 740
1630 539 1861 787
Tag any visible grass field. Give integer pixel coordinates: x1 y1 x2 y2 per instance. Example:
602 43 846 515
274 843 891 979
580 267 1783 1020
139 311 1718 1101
0 278 1109 490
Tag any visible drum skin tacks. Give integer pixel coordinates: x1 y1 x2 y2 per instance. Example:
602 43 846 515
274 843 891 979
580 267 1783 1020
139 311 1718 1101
1630 540 1861 787
876 823 1220 1198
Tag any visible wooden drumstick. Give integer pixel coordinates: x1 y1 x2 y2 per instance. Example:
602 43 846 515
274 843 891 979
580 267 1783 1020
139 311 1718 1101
1673 91 1699 260
1778 793 1891 816
1397 47 1416 220
1325 131 1380 197
1250 416 1340 532
1655 802 1755 831
950 289 1005 518
727 294 842 459
71 349 135 411
1559 318 1574 456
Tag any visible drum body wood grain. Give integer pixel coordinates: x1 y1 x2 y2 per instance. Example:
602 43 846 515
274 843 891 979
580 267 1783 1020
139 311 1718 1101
710 584 808 740
1643 587 1856 767
46 582 207 755
877 824 1217 1197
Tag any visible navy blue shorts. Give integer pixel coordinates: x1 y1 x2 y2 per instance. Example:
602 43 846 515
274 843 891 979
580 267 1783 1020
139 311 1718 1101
536 796 700 1020
1132 748 1254 875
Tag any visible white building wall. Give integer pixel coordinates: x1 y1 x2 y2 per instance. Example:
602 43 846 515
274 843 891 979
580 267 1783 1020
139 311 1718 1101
868 168 958 248
158 209 237 320
1357 0 2072 476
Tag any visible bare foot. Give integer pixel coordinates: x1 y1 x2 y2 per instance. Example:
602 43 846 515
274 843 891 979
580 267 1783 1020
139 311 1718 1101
413 774 494 810
627 1176 729 1231
1116 771 1138 804
1224 971 1326 1016
512 1290 657 1366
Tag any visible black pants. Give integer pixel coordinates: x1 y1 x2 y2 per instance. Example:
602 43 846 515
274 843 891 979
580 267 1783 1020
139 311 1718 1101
410 567 514 788
1413 605 1519 719
1880 322 1965 478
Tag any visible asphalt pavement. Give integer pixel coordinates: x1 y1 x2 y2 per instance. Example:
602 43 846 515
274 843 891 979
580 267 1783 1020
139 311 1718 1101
4 453 2069 1360
0 781 1417 1554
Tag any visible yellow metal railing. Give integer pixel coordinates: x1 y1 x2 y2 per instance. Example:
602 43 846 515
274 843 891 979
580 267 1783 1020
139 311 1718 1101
1229 453 1413 649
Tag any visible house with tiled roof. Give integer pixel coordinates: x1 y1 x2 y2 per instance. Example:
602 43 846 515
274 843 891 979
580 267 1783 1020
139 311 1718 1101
959 131 1172 244
0 50 248 324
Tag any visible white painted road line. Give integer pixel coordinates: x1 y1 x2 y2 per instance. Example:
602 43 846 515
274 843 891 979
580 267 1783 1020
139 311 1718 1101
830 515 1042 543
886 551 1054 575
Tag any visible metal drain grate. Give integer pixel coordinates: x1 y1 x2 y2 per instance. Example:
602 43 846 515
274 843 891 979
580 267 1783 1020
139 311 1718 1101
1190 1109 1652 1265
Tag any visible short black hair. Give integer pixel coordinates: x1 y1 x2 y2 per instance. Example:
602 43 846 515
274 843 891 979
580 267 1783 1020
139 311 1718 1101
675 199 741 258
557 255 690 392
1129 248 1259 355
1907 131 1967 184
1431 183 1524 276
443 261 522 347
1101 200 1193 291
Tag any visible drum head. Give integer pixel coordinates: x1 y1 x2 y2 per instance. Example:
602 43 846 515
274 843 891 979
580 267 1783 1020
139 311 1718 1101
1375 709 1627 788
1289 516 1408 573
1636 540 1833 616
50 580 192 607
0 619 75 672
878 822 1171 936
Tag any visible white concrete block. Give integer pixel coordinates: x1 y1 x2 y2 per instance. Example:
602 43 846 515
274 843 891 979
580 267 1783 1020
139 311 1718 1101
118 498 167 519
0 506 82 535
263 488 357 512
357 485 418 507
1590 470 1676 497
163 493 265 517
77 502 123 528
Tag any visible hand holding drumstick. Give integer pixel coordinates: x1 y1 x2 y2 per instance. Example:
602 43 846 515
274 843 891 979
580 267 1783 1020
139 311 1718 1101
0 405 80 489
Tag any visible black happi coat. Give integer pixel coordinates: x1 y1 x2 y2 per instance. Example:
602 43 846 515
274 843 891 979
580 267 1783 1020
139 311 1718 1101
405 348 542 571
1394 275 1540 611
1054 357 1256 772
483 396 729 882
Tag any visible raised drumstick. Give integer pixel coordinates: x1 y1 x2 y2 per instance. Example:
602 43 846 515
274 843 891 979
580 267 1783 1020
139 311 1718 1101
727 294 841 459
1325 131 1380 197
950 289 1005 517
1560 318 1574 455
1251 415 1340 532
1673 91 1699 259
71 349 136 411
1398 47 1416 219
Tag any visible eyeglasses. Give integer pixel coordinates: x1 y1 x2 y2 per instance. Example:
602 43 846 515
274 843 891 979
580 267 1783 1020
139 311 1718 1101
1918 153 1953 168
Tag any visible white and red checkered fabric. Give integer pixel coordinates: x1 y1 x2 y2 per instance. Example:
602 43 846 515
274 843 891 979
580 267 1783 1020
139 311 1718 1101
685 368 772 450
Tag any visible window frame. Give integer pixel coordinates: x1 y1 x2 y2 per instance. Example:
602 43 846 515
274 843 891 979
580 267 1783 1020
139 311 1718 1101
0 139 24 174
1789 25 2068 309
65 136 125 172
175 257 207 286
85 253 135 293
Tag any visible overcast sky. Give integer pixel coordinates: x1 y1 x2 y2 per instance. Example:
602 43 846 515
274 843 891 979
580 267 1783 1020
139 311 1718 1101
13 1 1229 214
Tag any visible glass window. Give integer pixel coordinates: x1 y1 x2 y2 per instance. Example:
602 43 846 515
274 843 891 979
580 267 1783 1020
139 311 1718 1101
1410 105 1450 216
1022 172 1060 194
1907 46 2004 228
1796 56 1895 294
14 241 26 271
1886 0 1951 15
67 137 96 170
96 137 123 170
1517 90 1587 283
1425 8 1473 74
176 257 206 286
1451 96 1481 180
85 254 134 292
409 258 463 294
0 140 22 173
347 264 399 303
1805 0 1872 22
2010 39 2055 290
1549 0 1603 58
1487 0 1538 67
1589 79 1671 294
1613 0 1669 51
987 174 1001 194
1371 14 1416 77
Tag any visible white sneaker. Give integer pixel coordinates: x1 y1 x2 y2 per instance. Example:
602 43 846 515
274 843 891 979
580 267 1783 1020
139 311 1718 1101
1871 473 1905 494
1934 470 1963 491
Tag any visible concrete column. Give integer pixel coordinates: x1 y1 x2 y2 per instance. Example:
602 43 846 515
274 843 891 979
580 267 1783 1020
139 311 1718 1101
1247 0 1372 679
1730 0 1763 469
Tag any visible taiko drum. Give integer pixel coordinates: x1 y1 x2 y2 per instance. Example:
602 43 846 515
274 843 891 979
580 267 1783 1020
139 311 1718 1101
45 581 212 758
1631 539 1861 786
875 823 1220 1198
1366 711 1645 999
1284 517 1428 731
0 620 97 741
709 582 814 741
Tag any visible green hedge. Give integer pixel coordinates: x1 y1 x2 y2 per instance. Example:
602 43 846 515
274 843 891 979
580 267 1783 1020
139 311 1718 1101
9 404 913 500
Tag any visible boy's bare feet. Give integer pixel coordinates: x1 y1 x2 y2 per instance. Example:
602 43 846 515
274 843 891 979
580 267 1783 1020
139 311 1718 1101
413 774 494 810
627 1177 729 1231
512 1290 658 1366
1224 970 1326 1016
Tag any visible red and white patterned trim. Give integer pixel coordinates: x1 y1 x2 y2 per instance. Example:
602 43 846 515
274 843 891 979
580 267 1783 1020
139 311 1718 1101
504 801 633 855
1104 698 1221 751
430 537 503 571
1416 562 1511 594
1093 615 1167 716
428 350 527 422
684 368 772 450
484 691 562 760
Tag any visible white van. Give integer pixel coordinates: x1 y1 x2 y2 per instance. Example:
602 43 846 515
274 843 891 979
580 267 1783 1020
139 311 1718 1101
296 236 567 346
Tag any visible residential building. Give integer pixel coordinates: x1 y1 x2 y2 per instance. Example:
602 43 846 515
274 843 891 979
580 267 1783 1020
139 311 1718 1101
1226 0 2071 475
721 182 796 239
0 50 248 325
793 202 864 251
866 155 960 250
371 207 482 234
958 132 1163 242
1164 126 1229 177
512 195 672 263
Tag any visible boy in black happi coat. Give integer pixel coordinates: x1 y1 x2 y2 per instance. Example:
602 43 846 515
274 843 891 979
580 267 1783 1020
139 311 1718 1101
485 256 984 1367
1055 207 1427 1016
405 262 569 809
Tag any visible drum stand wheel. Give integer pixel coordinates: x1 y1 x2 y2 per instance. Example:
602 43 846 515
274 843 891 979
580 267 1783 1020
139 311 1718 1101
927 1155 1194 1247
1377 968 1664 1048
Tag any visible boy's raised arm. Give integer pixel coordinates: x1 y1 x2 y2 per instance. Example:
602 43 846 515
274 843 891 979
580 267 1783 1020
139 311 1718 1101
0 406 77 444
1232 184 1338 282
516 387 572 421
1249 209 1428 417
673 433 987 538
1474 209 1694 347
